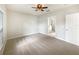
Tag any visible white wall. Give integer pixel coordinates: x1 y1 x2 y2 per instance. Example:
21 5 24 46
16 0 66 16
55 13 65 39
38 5 79 40
0 5 7 54
0 12 3 30
38 13 65 39
7 5 79 41
37 15 48 34
7 11 38 39
0 11 3 50
55 5 79 40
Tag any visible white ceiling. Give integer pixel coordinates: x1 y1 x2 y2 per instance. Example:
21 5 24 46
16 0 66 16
6 4 75 15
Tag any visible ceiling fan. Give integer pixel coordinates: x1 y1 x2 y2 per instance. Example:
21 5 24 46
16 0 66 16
32 4 48 11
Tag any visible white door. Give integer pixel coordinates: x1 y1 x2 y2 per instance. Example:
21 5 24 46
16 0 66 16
65 13 79 45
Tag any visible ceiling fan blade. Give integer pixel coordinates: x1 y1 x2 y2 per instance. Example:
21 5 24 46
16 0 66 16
41 10 44 11
32 7 36 8
43 7 48 9
35 9 38 11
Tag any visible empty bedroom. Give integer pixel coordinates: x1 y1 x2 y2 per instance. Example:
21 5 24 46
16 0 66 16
0 4 79 55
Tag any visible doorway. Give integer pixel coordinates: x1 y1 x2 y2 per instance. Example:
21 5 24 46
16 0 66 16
48 16 56 36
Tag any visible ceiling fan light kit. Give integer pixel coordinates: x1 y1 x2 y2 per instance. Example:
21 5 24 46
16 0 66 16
32 4 48 12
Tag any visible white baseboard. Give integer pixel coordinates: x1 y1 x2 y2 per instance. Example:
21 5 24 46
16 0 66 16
8 33 39 40
8 33 79 46
46 33 79 46
0 40 7 55
0 36 7 55
8 34 27 40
